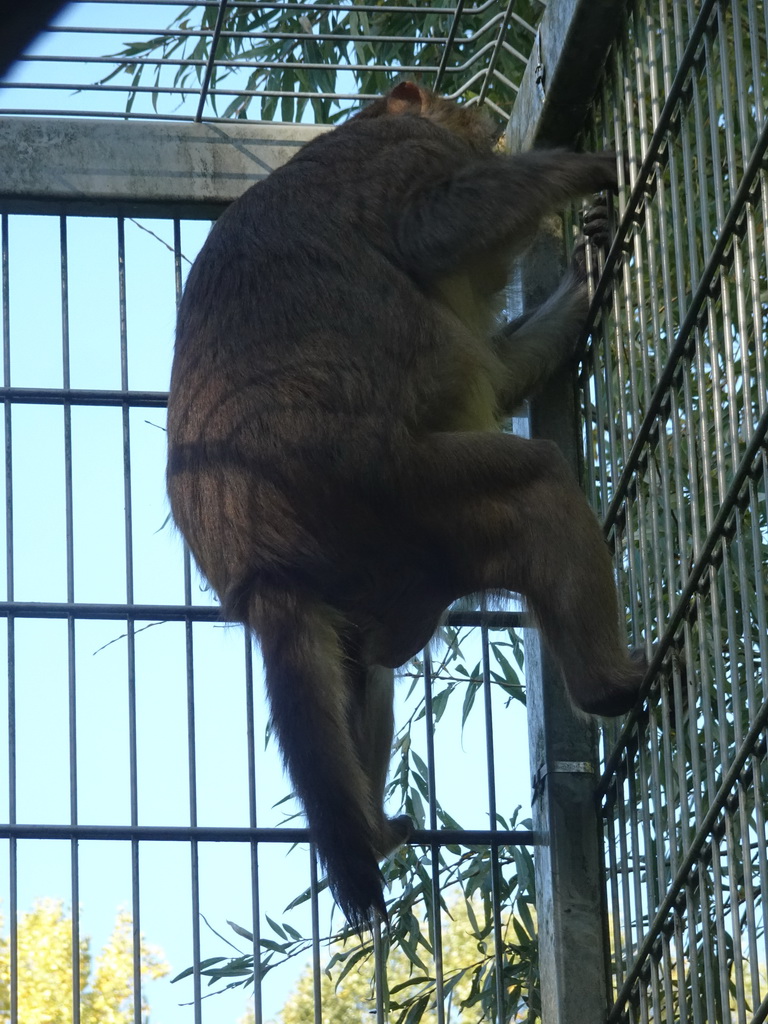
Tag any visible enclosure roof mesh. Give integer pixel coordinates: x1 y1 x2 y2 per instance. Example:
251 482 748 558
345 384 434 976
0 0 545 125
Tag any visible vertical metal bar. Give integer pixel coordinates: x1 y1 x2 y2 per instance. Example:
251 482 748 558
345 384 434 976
185 574 201 1023
481 627 506 1022
434 2 466 94
117 216 144 1024
173 218 203 1023
2 211 18 1024
522 228 609 1024
477 0 516 105
422 652 445 1024
194 0 231 123
60 214 81 1024
309 844 322 1024
243 633 263 1024
373 921 387 1024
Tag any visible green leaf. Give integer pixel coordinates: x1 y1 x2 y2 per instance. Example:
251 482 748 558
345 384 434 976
171 956 226 983
461 679 480 725
264 915 286 939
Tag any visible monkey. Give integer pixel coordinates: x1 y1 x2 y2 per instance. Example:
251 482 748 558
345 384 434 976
166 81 646 930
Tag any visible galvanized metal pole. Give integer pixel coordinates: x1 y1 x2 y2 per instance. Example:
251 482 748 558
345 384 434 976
505 1 628 1019
518 228 609 1024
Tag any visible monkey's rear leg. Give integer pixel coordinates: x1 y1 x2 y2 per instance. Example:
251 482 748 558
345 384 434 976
397 432 644 716
342 637 412 858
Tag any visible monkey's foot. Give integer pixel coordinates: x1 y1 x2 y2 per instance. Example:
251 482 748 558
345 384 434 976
376 814 413 859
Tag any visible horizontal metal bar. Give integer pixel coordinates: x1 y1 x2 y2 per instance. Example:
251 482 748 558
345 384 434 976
77 0 515 11
0 823 537 845
0 600 524 629
75 0 507 11
0 601 219 620
15 54 444 74
44 25 457 44
76 0 470 9
0 386 167 406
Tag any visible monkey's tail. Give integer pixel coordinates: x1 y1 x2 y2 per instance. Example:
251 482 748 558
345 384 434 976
248 592 387 930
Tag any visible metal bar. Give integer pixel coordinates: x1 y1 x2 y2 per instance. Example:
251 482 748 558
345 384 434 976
373 923 387 1024
517 227 609 1021
0 600 525 629
481 627 507 1021
2 209 18 1024
34 0 511 12
2 46 518 90
598 403 768 792
600 85 768 533
71 0 496 10
59 214 82 1024
244 635 263 1024
0 823 537 843
309 845 322 1024
606 696 768 1022
477 0 515 104
0 387 167 405
194 0 230 122
434 0 466 93
422 653 445 1024
117 214 145 1024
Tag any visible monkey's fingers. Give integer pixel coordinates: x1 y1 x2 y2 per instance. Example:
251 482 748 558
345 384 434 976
582 196 613 249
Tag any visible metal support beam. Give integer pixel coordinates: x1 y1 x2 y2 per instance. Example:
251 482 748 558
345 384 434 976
506 0 624 1018
518 227 610 1024
0 115 328 217
508 0 625 151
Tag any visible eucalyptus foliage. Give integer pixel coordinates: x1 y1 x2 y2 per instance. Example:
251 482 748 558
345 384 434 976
100 1 544 122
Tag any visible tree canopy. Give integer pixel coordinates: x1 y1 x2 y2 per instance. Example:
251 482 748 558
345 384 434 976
0 899 168 1024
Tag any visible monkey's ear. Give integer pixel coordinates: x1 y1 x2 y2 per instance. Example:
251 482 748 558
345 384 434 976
386 81 427 116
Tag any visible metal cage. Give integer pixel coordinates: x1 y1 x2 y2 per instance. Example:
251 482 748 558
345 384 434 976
0 1 766 1023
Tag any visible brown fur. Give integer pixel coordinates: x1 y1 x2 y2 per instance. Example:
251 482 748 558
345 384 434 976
166 81 644 928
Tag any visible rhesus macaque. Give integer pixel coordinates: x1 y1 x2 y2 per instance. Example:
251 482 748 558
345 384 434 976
167 82 645 928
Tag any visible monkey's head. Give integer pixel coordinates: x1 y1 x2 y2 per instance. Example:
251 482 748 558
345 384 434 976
356 81 500 153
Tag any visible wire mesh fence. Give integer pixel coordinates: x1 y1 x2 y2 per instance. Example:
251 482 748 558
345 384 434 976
579 1 768 1019
0 0 545 123
0 208 536 1020
2 0 767 1021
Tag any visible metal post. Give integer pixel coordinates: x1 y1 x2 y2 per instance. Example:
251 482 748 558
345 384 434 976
505 4 630 1016
520 226 609 1024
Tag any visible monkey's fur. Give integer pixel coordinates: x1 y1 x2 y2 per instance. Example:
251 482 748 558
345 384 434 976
167 82 645 928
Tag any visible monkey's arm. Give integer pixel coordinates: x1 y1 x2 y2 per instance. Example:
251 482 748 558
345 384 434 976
491 198 613 412
491 267 588 413
393 149 617 280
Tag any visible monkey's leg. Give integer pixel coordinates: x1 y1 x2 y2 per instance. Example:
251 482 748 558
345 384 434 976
342 636 412 857
491 268 588 412
395 432 644 716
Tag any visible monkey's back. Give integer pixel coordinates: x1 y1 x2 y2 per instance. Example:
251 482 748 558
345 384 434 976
167 112 505 617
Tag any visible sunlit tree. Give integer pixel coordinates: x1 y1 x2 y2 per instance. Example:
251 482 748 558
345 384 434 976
0 899 168 1024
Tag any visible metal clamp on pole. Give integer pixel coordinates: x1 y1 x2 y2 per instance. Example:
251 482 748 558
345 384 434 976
532 761 595 802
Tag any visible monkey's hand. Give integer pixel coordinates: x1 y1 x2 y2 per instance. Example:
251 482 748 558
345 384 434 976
571 195 614 285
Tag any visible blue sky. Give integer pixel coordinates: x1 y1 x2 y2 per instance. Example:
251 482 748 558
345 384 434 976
0 6 533 1022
